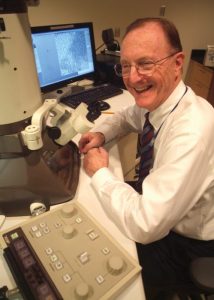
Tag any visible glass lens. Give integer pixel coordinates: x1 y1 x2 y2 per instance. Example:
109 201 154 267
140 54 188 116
114 64 122 76
139 62 154 71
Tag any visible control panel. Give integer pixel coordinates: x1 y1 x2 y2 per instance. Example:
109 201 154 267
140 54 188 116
0 201 141 300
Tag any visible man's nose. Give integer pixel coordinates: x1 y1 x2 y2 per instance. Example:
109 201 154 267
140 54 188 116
128 66 143 82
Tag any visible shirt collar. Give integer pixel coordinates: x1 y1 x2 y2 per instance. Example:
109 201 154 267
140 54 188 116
149 80 187 132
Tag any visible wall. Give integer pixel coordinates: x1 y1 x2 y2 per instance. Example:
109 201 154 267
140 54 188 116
28 0 214 77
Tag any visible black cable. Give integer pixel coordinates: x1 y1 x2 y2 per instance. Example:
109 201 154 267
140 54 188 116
95 42 105 52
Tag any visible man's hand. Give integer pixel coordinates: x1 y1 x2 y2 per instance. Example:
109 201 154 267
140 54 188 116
83 147 109 177
79 132 105 154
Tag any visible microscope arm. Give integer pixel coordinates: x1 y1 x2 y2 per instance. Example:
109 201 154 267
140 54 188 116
21 100 93 150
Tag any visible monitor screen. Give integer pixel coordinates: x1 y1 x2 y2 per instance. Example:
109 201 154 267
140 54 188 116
31 22 97 93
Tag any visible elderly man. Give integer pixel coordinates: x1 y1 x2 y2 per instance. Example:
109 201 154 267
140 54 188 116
79 18 214 299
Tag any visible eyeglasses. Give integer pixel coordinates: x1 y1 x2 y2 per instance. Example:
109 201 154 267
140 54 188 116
114 52 179 77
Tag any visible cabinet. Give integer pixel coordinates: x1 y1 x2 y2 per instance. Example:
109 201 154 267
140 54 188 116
185 59 214 106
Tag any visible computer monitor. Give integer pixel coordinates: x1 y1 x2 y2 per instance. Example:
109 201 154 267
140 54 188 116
31 22 97 93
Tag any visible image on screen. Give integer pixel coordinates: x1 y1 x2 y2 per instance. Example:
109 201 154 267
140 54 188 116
31 23 97 92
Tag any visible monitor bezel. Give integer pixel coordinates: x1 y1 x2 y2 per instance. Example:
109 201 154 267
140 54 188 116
31 22 97 93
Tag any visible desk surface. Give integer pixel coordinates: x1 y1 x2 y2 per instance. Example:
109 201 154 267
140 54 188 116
0 90 145 300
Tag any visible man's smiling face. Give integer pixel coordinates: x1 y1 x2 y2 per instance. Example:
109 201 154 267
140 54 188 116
121 22 184 111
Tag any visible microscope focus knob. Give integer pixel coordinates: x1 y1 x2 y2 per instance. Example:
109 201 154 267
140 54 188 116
47 126 61 139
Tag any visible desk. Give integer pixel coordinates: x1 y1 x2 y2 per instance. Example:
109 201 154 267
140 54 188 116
0 90 145 300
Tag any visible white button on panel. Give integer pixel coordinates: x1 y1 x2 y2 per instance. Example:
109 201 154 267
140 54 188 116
43 227 50 234
50 254 58 262
63 273 72 283
79 252 89 264
35 231 42 238
45 247 53 255
39 222 46 228
31 225 38 232
88 231 99 240
10 232 19 240
75 217 83 224
96 275 105 284
102 247 110 255
55 261 63 270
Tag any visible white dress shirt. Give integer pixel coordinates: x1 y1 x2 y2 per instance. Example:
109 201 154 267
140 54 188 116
91 81 214 244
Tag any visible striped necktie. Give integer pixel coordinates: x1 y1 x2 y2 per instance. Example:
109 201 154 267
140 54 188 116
135 112 155 194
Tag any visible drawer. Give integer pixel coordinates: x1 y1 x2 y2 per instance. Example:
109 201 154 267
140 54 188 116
190 80 210 99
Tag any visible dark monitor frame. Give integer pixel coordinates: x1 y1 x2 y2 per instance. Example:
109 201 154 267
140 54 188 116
31 22 97 93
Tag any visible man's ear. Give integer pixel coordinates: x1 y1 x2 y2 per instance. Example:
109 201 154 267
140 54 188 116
175 52 185 71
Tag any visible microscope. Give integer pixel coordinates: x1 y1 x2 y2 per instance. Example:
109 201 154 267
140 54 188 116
0 0 94 216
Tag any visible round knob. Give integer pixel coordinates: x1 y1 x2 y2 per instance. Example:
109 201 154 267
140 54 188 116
47 126 61 139
75 282 90 299
61 205 76 218
62 225 76 239
107 255 124 275
30 202 46 216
